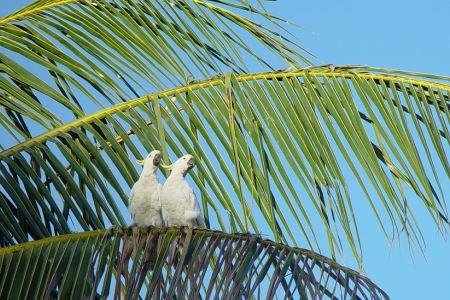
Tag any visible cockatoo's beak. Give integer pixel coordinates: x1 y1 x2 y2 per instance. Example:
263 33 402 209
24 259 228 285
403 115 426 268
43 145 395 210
153 154 162 166
187 157 195 169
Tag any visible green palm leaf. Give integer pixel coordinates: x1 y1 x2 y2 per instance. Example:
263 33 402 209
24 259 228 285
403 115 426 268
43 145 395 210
0 227 389 299
0 0 313 145
1 68 449 266
2 1 449 298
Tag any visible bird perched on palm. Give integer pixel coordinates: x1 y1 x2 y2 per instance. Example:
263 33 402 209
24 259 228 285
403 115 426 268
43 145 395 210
160 154 205 228
128 150 163 227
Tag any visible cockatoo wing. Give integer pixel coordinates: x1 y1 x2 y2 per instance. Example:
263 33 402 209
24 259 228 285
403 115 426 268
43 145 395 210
128 181 162 227
128 184 137 224
161 177 184 227
185 188 205 228
141 183 162 227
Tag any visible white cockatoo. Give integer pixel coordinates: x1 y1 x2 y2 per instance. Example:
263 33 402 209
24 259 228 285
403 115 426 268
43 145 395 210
160 154 205 228
128 150 163 227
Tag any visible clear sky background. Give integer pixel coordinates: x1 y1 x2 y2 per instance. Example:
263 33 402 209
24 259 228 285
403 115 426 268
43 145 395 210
2 1 450 299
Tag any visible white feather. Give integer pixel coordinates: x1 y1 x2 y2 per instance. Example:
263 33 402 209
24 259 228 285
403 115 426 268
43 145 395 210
160 154 205 228
185 210 200 221
128 150 163 227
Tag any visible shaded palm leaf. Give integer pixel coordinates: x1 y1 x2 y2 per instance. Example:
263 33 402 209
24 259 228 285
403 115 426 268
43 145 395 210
0 0 313 145
0 67 448 265
0 227 389 300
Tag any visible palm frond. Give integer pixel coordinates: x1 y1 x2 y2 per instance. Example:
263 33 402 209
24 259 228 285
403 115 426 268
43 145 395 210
0 0 313 145
0 227 389 300
1 67 448 265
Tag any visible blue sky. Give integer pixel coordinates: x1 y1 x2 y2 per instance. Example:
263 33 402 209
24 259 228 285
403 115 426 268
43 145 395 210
285 2 450 299
2 1 450 299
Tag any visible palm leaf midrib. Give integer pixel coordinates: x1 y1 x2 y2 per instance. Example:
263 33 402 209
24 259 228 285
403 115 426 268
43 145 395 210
2 67 448 159
1 0 76 24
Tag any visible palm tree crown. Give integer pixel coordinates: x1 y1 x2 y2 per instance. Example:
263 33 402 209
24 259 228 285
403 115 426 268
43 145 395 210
1 0 449 299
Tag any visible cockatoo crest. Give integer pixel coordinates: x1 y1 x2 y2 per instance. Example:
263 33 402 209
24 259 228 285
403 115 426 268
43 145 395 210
137 150 162 172
162 154 195 176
